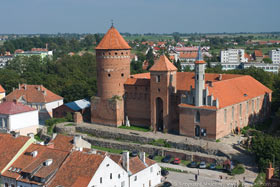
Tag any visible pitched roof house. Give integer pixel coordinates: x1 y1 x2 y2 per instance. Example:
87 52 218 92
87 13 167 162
0 101 39 135
49 151 129 187
5 84 63 121
1 144 69 187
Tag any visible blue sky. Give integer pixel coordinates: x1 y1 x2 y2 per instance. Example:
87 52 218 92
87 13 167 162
1 0 279 34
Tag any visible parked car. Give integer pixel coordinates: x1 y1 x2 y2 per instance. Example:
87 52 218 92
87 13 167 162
172 158 181 165
161 169 169 176
188 161 197 168
209 163 216 170
162 155 172 163
199 161 207 169
162 181 172 187
130 151 138 157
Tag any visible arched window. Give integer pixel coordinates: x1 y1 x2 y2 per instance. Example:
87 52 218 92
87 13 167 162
195 111 200 123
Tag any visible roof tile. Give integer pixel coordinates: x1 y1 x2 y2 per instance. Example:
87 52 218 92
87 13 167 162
150 55 177 72
95 26 131 50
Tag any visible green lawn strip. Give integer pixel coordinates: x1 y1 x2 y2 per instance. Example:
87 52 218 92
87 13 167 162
91 145 123 154
253 172 266 187
64 123 75 126
118 125 150 132
230 164 245 175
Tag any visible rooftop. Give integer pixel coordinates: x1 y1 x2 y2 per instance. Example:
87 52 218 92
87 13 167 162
5 84 63 104
0 101 36 115
126 72 272 109
2 144 69 185
95 26 131 50
0 134 31 172
149 55 177 72
65 99 90 111
48 151 105 187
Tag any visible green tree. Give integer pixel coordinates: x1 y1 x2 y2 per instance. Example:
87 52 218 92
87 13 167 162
263 58 272 64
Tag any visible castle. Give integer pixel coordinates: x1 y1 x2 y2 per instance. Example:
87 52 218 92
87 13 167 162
91 26 272 140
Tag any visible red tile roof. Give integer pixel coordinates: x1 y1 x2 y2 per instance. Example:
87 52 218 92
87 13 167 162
109 154 156 175
48 134 74 152
0 85 5 93
0 101 36 115
124 78 150 86
150 55 177 72
179 52 197 59
3 144 69 185
176 47 198 52
49 151 105 187
95 26 131 50
254 50 263 57
128 72 272 109
0 134 31 172
5 84 63 103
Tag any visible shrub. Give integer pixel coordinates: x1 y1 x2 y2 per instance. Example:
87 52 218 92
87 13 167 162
231 164 245 175
45 118 67 135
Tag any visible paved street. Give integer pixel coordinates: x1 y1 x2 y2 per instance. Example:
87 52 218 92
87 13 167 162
159 163 255 187
164 171 252 187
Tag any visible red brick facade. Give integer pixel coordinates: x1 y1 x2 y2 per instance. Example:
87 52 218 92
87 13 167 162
91 27 272 140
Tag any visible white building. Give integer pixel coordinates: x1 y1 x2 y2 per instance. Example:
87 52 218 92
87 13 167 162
269 49 280 64
242 62 280 74
5 84 63 122
0 55 13 68
110 152 161 187
0 101 39 135
221 49 247 63
49 151 129 187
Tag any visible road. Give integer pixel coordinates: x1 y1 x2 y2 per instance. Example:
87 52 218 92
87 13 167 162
159 163 255 187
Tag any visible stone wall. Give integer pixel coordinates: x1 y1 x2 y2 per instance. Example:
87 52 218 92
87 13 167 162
73 125 227 157
83 135 227 165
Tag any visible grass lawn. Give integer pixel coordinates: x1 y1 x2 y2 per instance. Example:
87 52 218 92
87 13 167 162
254 172 266 187
64 123 75 126
91 145 123 154
118 125 150 132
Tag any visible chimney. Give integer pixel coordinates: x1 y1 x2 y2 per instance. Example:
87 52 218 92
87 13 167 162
122 151 129 172
24 84 27 90
27 133 34 138
13 98 17 104
52 133 57 140
18 83 21 90
266 163 274 180
43 90 47 96
73 135 82 146
139 152 146 165
37 86 40 91
219 74 222 81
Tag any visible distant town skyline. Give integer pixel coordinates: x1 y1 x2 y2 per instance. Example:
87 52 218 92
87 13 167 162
0 0 279 34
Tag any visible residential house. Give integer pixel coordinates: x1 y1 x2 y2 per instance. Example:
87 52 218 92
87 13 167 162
49 151 129 187
1 143 69 187
0 101 39 135
0 133 34 178
5 84 63 122
0 55 13 68
253 50 264 62
109 152 161 187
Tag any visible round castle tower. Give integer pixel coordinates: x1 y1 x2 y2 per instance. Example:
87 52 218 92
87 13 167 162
91 26 131 126
95 26 131 99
